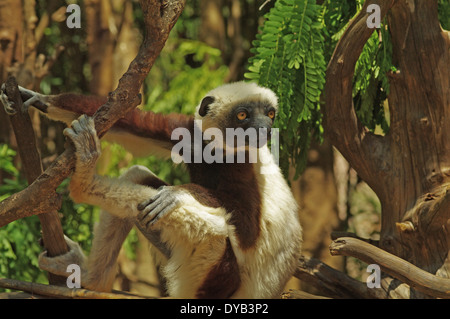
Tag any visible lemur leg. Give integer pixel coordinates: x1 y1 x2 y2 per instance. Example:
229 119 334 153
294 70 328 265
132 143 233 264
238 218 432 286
84 165 170 291
61 116 163 291
38 165 165 291
84 210 134 291
0 84 50 113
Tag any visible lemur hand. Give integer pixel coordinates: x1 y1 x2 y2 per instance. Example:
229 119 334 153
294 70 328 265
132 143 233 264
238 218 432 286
137 186 185 228
64 115 101 173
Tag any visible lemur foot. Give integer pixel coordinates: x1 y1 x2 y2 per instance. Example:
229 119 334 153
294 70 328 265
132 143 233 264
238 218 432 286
0 84 48 114
64 115 101 171
18 86 49 111
137 186 185 227
38 235 87 278
0 83 16 115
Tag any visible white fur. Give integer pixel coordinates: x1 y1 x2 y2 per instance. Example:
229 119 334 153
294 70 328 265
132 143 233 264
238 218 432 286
154 195 229 298
230 146 302 298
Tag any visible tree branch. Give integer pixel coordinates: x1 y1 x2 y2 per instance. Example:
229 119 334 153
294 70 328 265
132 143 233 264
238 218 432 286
0 0 186 227
330 237 450 299
3 77 68 285
323 0 395 194
294 255 387 299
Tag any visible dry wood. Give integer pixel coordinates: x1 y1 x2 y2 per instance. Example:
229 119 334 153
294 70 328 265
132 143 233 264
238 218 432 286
0 0 186 226
330 237 450 299
0 278 149 299
323 0 395 196
294 255 387 299
324 0 450 298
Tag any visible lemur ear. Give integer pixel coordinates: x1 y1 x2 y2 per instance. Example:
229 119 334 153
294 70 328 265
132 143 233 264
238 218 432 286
198 96 215 117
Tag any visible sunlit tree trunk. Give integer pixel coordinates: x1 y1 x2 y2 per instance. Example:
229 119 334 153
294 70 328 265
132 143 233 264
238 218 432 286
325 0 450 298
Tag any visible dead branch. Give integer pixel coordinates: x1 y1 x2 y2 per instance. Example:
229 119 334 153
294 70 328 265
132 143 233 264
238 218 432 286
0 278 150 299
294 255 387 299
330 237 450 299
0 0 186 227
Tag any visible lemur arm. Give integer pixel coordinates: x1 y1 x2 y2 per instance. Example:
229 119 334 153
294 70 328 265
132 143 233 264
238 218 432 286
17 86 194 158
39 115 226 292
66 115 228 244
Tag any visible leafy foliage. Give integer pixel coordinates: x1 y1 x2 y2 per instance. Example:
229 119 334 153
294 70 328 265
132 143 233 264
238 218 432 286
352 23 393 134
0 145 45 285
246 0 398 177
245 0 326 178
438 0 450 30
0 144 96 288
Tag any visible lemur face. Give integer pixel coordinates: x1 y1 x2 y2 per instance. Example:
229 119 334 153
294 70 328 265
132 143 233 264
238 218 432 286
195 82 278 149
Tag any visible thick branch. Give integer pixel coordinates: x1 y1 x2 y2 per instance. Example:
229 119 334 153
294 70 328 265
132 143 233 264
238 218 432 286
323 0 395 193
294 255 387 299
330 237 450 299
0 0 186 226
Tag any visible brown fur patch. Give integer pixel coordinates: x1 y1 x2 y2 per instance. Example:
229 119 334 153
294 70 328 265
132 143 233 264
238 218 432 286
50 94 107 115
216 160 261 250
187 152 262 250
195 238 240 298
50 94 194 145
118 109 194 144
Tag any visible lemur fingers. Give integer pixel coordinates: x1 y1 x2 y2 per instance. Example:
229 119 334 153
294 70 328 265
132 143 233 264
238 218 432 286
137 185 184 228
64 115 101 171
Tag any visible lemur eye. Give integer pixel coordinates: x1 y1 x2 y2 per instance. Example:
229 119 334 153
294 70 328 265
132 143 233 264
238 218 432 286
267 110 275 119
237 111 247 121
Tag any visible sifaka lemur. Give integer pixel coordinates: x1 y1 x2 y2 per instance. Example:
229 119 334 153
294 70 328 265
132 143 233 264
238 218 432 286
1 82 302 298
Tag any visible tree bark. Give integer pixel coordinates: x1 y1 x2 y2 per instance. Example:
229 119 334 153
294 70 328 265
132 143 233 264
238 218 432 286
4 77 68 285
0 0 186 226
324 0 450 298
382 1 450 279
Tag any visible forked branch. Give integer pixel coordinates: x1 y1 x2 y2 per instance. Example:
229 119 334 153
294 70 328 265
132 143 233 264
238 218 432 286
0 0 186 227
323 0 395 193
